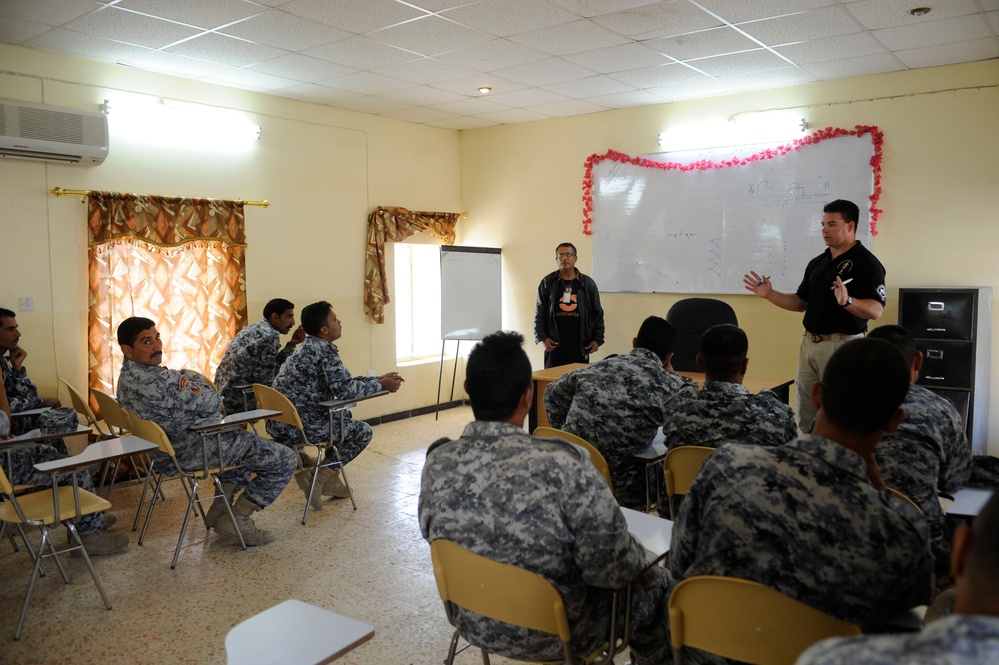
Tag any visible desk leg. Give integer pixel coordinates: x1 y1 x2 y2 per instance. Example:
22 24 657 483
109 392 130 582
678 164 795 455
529 379 540 432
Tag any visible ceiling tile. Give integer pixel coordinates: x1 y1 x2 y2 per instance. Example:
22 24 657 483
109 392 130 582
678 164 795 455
379 106 462 123
376 86 468 106
584 88 666 108
800 52 904 79
204 66 301 92
0 0 104 26
333 96 417 114
686 49 789 77
716 66 820 91
166 33 288 68
219 9 351 50
608 62 709 88
273 83 363 104
696 0 838 24
405 0 478 11
563 42 670 73
547 0 663 18
983 0 999 10
430 97 513 115
119 49 230 77
435 39 548 72
282 0 428 34
303 35 418 68
248 53 356 82
494 56 596 86
480 87 572 107
473 107 549 123
22 28 153 63
508 19 631 55
428 74 528 96
115 0 263 30
61 6 203 48
843 0 981 30
527 98 608 116
372 57 479 85
590 1 723 40
774 31 887 64
441 0 577 38
646 26 761 61
0 18 58 44
369 15 493 56
319 71 415 94
426 116 499 129
645 77 738 101
990 11 999 33
737 5 865 46
873 14 993 51
894 37 999 69
542 74 635 97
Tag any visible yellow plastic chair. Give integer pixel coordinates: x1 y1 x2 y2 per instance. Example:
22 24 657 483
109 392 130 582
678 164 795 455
59 377 113 439
129 412 247 567
430 539 626 665
668 575 861 665
663 446 715 519
253 383 356 524
89 388 159 500
0 459 113 639
533 427 614 491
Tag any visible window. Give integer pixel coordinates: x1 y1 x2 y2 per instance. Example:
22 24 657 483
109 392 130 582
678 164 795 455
394 243 443 362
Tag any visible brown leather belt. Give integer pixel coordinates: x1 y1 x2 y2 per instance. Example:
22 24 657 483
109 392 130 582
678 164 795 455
805 331 866 343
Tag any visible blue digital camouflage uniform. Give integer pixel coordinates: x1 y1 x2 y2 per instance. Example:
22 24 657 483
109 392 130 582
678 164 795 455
419 421 671 665
662 381 797 450
214 318 296 414
2 354 45 435
875 384 973 576
268 336 382 463
669 435 934 664
117 359 295 507
796 614 999 665
544 347 686 509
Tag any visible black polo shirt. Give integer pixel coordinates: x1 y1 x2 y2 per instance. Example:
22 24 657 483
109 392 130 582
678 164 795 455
796 241 886 335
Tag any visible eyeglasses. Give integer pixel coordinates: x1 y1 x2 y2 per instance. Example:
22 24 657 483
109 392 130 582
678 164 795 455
556 252 576 258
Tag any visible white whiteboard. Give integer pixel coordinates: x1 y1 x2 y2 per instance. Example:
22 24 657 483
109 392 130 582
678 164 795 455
591 135 875 294
440 246 502 340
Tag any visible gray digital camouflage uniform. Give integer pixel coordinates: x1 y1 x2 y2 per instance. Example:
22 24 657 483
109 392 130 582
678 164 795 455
669 435 934 664
875 383 973 576
268 336 381 463
419 421 671 665
2 355 44 435
117 359 295 507
662 381 797 450
544 347 686 509
214 318 296 414
797 614 999 665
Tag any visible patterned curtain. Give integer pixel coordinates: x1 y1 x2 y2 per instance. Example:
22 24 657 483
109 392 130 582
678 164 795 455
364 206 459 324
87 192 248 400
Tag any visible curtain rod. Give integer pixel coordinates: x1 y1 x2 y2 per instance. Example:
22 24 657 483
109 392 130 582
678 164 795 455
50 187 270 207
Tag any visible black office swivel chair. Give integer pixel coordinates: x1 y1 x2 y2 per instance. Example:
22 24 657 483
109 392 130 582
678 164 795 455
665 298 738 371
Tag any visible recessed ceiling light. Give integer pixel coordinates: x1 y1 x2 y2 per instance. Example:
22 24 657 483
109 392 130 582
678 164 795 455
908 7 931 16
477 86 492 94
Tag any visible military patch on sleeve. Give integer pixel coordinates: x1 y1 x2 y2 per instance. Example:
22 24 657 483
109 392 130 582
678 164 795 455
178 375 202 393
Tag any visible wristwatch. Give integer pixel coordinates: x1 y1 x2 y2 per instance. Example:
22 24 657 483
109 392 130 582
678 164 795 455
842 296 853 307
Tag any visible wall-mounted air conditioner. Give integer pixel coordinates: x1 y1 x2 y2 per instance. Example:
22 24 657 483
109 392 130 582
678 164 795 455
0 99 109 166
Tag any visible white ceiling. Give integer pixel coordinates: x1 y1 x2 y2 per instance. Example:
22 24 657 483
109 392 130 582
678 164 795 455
1 0 997 129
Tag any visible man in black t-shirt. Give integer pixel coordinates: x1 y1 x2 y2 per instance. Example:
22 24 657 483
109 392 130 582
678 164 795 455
534 242 605 369
742 199 886 431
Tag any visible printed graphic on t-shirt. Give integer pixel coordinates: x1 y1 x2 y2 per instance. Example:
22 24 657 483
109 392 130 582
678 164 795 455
836 259 854 275
558 293 578 313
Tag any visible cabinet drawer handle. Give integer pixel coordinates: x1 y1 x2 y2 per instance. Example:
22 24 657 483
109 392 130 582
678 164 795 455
927 349 944 359
928 301 945 311
926 328 947 332
925 376 946 381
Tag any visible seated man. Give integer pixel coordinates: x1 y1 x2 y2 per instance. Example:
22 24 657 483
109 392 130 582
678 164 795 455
269 301 402 504
662 323 797 450
1 307 61 434
669 338 934 662
116 317 296 546
868 324 973 578
214 298 305 414
798 491 999 664
420 331 670 665
544 316 685 510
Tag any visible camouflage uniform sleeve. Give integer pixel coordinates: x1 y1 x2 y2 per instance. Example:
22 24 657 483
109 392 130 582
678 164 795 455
175 369 225 421
939 407 973 493
0 410 8 438
320 344 381 400
1 356 43 412
274 341 295 373
543 371 576 430
661 385 696 450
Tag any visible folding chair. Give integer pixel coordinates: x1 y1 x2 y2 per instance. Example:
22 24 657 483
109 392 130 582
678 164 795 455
533 427 614 490
0 460 112 639
253 383 356 524
663 446 715 519
431 539 628 665
60 377 114 439
128 412 246 568
668 575 861 665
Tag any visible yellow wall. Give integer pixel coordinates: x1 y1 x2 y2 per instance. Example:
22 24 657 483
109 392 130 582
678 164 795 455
0 44 462 420
459 60 999 455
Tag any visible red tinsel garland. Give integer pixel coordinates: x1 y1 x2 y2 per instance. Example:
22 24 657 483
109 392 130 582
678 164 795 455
581 125 884 237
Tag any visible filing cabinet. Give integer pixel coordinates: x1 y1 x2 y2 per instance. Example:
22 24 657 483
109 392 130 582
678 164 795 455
898 287 991 455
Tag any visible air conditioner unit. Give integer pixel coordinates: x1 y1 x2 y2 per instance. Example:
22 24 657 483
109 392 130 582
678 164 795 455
0 98 109 166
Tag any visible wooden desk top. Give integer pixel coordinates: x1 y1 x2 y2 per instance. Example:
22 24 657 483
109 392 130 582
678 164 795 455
34 436 158 474
531 363 587 383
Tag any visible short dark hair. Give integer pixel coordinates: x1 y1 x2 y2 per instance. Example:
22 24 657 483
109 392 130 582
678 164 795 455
263 298 294 320
0 307 15 321
466 331 532 422
117 317 156 347
635 316 677 362
967 491 999 590
823 199 860 228
555 242 577 256
820 338 910 434
699 323 748 377
301 301 332 337
867 325 919 367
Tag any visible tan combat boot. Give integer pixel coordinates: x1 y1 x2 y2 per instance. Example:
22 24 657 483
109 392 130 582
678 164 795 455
213 494 275 546
74 529 129 557
295 468 324 512
203 481 239 528
318 466 350 498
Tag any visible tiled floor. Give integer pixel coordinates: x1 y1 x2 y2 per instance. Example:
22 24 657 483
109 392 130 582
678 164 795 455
0 405 518 664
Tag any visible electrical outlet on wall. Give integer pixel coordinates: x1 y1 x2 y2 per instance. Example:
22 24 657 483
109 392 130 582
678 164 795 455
19 297 35 311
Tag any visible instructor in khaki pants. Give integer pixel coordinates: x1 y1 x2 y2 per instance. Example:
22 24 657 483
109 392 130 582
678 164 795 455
743 199 886 431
